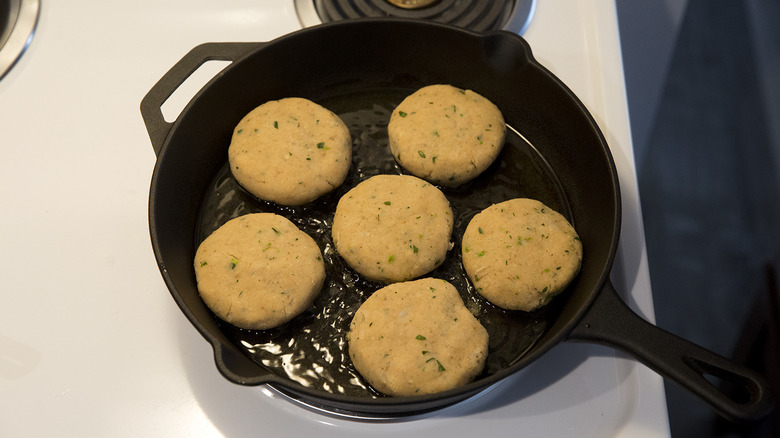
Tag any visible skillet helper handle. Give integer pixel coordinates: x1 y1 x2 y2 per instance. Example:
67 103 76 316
140 42 258 156
569 281 774 423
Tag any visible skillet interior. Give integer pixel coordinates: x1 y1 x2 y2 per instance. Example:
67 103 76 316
196 87 572 396
148 19 620 414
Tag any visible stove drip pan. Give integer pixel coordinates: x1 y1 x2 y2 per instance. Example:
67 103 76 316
265 379 505 421
0 0 39 80
295 0 535 34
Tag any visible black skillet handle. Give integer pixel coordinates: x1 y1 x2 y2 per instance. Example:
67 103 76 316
568 280 774 423
140 42 258 156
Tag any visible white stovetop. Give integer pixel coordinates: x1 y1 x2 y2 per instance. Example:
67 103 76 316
0 1 669 436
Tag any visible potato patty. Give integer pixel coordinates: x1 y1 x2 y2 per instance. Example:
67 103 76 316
194 213 325 329
462 198 583 311
228 97 352 206
347 278 489 396
388 84 506 187
332 174 453 283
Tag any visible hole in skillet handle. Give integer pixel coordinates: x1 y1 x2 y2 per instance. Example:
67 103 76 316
140 42 259 156
160 60 232 123
691 358 756 405
568 281 775 424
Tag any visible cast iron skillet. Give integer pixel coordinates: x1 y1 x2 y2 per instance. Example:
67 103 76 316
141 19 772 422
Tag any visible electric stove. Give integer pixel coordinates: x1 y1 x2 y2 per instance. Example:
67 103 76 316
0 1 670 436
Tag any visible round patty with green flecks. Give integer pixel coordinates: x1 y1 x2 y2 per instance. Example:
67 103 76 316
347 278 489 396
388 84 506 187
194 213 325 330
228 97 352 206
461 198 583 311
332 174 453 283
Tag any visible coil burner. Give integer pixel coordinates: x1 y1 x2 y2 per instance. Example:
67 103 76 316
295 0 535 34
0 0 40 80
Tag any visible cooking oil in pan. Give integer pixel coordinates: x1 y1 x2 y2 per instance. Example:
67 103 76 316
195 88 572 397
